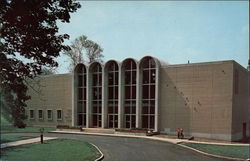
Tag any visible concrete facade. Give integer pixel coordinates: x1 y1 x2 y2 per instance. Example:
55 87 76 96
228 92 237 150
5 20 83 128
25 58 249 141
26 74 72 127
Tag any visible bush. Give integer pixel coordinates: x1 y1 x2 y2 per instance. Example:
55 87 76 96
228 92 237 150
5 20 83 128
15 120 26 128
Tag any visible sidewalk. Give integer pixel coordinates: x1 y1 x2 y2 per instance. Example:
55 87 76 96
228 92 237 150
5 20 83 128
50 130 250 146
1 137 58 149
50 130 188 144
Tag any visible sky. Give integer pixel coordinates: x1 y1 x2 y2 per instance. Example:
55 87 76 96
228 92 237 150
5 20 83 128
56 1 249 73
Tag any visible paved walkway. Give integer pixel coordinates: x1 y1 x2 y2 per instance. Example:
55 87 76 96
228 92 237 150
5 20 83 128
1 137 58 149
51 130 250 146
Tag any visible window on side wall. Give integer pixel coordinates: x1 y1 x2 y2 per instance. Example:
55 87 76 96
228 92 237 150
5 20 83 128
38 110 43 120
47 110 53 120
30 110 34 119
57 110 62 120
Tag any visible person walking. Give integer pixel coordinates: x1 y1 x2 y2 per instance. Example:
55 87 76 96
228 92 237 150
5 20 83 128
176 128 180 139
180 128 184 139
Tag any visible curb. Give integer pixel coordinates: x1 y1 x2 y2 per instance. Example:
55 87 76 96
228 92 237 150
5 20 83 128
48 131 249 161
90 143 104 161
1 137 58 149
179 144 248 161
48 131 182 144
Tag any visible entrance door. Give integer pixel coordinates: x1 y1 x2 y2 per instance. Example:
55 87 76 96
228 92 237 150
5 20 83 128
125 115 136 129
108 115 118 128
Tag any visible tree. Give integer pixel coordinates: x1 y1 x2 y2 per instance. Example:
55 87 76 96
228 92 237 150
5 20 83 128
0 0 81 127
64 35 104 71
41 67 57 75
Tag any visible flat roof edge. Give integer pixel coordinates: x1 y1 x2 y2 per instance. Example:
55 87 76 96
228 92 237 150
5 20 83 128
161 60 244 68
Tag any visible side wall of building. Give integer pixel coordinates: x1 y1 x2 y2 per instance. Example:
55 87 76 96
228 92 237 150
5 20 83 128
159 61 234 141
231 62 249 141
26 74 72 127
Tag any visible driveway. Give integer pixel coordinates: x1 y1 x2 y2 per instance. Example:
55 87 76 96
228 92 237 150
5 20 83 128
3 133 224 161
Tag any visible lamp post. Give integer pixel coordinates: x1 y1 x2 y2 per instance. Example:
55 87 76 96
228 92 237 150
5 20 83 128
40 127 44 144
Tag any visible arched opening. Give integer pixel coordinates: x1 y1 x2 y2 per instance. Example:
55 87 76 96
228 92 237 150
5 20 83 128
90 62 102 127
106 61 119 128
140 57 156 129
122 59 137 129
75 64 87 126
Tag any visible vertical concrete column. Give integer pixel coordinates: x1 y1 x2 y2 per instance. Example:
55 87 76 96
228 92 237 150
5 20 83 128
136 64 142 128
72 71 77 126
102 66 108 128
86 68 91 128
118 65 124 128
154 66 160 132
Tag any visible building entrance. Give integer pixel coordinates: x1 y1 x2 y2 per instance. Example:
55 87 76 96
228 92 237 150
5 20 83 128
108 114 118 128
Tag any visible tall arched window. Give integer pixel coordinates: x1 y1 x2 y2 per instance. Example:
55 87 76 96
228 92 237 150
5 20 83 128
76 64 87 126
141 57 156 129
91 63 102 127
122 59 136 128
106 61 119 128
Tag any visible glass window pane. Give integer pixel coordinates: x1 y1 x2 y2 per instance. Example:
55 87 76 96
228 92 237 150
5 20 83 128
142 85 149 99
114 106 118 113
132 85 136 99
142 59 149 68
125 71 131 84
109 87 113 99
132 115 136 128
125 86 131 99
108 73 113 85
142 115 148 128
83 74 86 86
93 74 98 86
78 88 83 100
93 87 98 100
150 85 155 99
98 73 102 86
83 88 86 100
150 116 155 129
57 110 62 119
115 72 118 85
98 87 102 99
131 61 136 69
149 59 156 68
78 75 83 87
108 106 113 113
78 114 83 125
125 106 130 114
143 70 149 84
150 70 156 83
114 87 118 99
78 101 83 113
93 115 97 126
123 61 130 70
83 101 86 113
150 100 155 114
132 71 136 84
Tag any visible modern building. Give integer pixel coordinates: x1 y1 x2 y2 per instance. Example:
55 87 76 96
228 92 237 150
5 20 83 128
26 56 250 141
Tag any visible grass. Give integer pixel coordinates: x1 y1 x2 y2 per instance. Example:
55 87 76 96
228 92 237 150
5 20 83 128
183 142 250 159
1 126 56 133
0 135 35 144
1 139 101 161
0 114 55 133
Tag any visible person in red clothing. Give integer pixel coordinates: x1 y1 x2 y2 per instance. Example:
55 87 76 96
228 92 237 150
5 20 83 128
176 128 180 139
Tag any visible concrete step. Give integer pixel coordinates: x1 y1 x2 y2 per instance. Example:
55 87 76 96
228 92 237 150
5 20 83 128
82 128 115 134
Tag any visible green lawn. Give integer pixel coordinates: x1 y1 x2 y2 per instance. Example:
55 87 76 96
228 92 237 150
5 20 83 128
1 126 56 133
1 135 35 144
1 139 101 161
183 142 250 159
